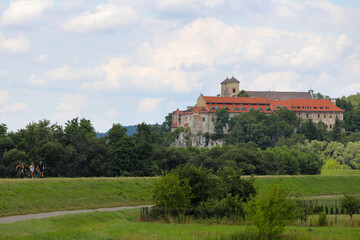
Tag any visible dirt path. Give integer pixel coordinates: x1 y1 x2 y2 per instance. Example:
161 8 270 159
0 205 153 224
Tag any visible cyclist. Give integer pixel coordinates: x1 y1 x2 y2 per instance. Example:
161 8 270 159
36 161 45 178
29 162 35 179
16 162 24 178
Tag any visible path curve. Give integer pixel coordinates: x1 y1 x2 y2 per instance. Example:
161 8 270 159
0 205 154 224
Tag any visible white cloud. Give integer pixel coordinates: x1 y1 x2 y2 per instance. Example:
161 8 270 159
80 17 354 93
62 3 140 33
0 69 8 77
0 33 30 54
0 90 28 113
250 71 303 91
343 83 360 96
106 108 116 119
51 94 85 122
27 74 47 86
157 0 223 12
136 97 165 112
0 0 54 26
35 54 48 63
45 65 104 81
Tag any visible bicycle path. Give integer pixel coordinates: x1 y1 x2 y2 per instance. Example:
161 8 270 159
0 205 153 224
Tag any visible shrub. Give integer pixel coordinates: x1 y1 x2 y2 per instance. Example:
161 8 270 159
152 170 192 217
318 212 327 226
340 193 360 220
246 185 299 239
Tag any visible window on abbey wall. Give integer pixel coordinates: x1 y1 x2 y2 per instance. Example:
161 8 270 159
318 114 320 118
275 105 280 109
249 106 254 111
306 114 309 118
330 114 332 118
308 107 311 109
265 107 271 111
324 114 326 118
202 118 205 122
326 107 329 109
297 107 300 109
215 106 220 110
212 118 214 122
314 107 318 109
233 88 235 93
224 106 229 110
233 106 239 111
210 106 215 110
240 106 246 111
257 107 263 111
303 107 306 109
320 107 324 109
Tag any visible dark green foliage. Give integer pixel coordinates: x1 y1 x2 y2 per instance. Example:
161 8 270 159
152 165 256 220
340 193 360 219
246 185 299 239
237 90 249 97
214 108 230 138
318 212 327 226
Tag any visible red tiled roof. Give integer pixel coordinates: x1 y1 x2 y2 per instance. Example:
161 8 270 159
180 106 209 115
171 123 178 128
269 100 290 110
205 104 273 113
288 99 344 112
202 96 270 104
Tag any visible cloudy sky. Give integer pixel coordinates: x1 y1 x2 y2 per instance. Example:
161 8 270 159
0 0 359 132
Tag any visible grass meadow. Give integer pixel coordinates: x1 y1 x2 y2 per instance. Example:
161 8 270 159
2 172 360 217
1 208 360 240
0 177 156 217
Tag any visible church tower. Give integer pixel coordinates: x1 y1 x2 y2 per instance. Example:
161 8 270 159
220 76 240 97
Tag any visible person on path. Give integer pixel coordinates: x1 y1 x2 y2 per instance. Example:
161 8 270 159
36 161 45 178
29 162 35 179
16 162 24 178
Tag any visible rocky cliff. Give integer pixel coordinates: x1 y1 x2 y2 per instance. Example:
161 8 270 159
171 132 224 148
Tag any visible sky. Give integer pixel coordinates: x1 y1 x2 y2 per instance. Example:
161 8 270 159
0 0 359 132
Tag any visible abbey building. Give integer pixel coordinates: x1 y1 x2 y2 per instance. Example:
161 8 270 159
171 77 344 135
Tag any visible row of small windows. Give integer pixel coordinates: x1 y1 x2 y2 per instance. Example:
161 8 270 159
292 106 330 110
303 113 333 118
209 106 271 112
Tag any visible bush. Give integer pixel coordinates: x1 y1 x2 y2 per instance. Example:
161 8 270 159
318 212 327 226
246 185 299 239
152 170 192 217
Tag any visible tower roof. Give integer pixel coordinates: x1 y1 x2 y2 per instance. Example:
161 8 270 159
221 76 240 84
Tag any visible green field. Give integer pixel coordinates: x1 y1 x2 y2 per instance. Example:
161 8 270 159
0 178 156 217
1 209 360 240
254 175 360 196
321 169 360 176
2 175 360 217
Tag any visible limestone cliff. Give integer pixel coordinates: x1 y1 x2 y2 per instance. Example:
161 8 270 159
171 132 224 148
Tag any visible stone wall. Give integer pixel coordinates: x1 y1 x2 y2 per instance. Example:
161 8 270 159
171 132 225 148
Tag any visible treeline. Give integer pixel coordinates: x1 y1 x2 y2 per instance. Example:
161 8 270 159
1 93 360 178
0 116 323 177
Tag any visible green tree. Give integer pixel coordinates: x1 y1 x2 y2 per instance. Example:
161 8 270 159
331 117 342 142
1 149 27 177
340 193 360 220
237 90 249 97
246 185 299 239
214 108 229 138
152 170 192 217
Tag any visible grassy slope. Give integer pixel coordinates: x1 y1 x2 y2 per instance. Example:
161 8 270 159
1 209 360 240
0 178 156 217
2 171 360 217
254 175 360 196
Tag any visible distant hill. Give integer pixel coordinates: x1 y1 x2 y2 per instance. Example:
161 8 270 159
96 124 148 138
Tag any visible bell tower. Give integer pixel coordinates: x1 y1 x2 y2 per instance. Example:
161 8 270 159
221 76 240 97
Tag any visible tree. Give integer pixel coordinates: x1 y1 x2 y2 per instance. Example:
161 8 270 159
246 185 299 239
331 117 342 142
340 193 360 220
214 108 229 138
237 90 249 97
152 170 192 217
